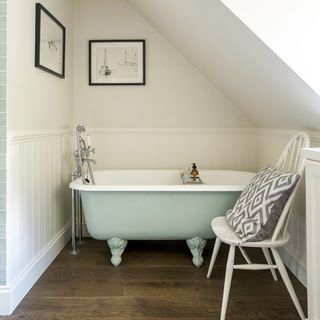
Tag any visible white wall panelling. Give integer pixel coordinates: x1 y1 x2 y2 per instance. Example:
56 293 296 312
0 0 7 286
1 130 73 315
6 0 74 310
256 129 320 287
89 128 257 171
1 126 314 315
301 149 320 320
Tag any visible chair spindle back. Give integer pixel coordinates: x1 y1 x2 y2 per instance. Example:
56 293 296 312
272 132 310 240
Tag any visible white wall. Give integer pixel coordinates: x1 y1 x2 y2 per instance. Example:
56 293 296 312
7 0 74 131
2 0 314 314
73 0 251 129
222 0 320 95
128 0 320 130
2 0 253 314
3 0 74 314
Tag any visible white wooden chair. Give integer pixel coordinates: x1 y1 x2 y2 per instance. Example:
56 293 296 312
207 132 310 320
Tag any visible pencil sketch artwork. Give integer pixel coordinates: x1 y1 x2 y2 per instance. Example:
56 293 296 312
39 11 64 75
90 41 145 85
98 47 138 78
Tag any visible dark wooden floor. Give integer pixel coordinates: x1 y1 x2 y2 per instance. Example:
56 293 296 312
2 239 307 320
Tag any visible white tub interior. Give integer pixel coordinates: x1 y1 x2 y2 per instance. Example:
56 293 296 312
93 170 182 185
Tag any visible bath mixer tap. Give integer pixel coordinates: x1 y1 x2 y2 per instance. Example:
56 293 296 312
70 124 96 256
72 124 96 185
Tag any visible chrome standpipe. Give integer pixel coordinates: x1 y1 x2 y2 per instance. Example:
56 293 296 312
69 124 96 256
69 188 79 256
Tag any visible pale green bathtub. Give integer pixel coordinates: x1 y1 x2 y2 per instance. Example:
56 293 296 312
70 170 254 267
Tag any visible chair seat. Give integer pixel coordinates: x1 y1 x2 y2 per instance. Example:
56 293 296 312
211 216 290 248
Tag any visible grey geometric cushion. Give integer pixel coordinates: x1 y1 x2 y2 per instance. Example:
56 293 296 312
226 165 300 242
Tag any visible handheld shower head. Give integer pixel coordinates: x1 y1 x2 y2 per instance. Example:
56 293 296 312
76 124 86 133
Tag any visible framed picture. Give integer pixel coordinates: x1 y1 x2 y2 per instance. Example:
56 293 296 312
35 3 66 78
89 40 145 85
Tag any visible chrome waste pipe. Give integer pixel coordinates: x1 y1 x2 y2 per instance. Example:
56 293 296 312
69 188 79 255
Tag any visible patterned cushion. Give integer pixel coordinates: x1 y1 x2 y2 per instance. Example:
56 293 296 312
226 166 300 242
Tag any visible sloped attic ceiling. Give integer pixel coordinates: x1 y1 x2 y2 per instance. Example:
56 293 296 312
127 0 320 130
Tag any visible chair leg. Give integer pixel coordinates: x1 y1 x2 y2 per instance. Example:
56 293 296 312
207 237 221 278
239 247 252 264
271 248 305 320
220 245 235 320
262 248 278 281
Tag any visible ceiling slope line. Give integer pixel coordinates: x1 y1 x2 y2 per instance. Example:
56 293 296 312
125 0 255 127
127 0 320 130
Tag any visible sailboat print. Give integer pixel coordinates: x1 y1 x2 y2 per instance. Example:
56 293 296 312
119 48 138 70
99 49 112 77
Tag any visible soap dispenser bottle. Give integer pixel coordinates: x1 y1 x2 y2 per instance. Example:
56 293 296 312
190 163 199 181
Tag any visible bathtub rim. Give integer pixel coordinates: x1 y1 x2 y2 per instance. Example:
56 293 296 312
69 169 255 192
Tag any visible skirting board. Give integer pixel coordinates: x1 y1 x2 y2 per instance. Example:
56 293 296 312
0 223 71 315
279 247 307 288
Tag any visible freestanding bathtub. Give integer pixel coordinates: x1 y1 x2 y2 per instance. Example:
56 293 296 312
70 170 255 267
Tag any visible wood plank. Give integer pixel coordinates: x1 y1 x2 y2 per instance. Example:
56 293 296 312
2 239 307 320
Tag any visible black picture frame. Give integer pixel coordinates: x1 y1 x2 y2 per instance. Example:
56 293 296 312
35 3 66 78
89 39 145 86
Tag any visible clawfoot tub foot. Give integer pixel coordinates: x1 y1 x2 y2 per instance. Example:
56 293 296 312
186 237 207 268
107 238 128 267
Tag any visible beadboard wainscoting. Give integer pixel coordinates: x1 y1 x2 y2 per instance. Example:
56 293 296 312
257 129 320 287
1 127 315 315
0 130 73 315
88 128 258 171
0 0 7 287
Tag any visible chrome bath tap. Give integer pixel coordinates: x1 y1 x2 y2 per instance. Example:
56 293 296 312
71 124 96 185
70 124 96 256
